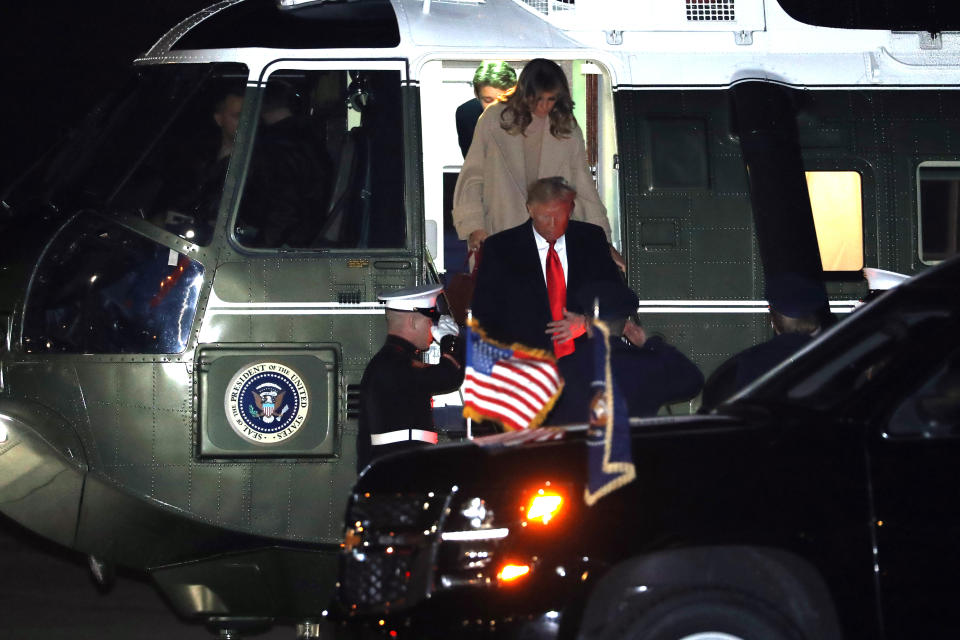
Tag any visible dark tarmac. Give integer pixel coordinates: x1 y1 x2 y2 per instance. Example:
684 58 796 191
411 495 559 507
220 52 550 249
0 515 292 640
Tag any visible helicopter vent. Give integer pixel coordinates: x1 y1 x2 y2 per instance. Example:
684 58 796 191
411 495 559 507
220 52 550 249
347 384 362 420
338 290 364 305
514 0 575 18
686 0 735 21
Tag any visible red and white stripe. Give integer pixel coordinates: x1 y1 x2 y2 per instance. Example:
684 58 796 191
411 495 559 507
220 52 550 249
473 427 568 447
464 355 561 430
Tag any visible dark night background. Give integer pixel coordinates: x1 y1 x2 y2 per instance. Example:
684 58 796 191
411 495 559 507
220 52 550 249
2 0 960 192
0 1 210 189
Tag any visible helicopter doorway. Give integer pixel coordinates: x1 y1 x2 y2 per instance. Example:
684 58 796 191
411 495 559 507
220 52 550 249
418 58 621 276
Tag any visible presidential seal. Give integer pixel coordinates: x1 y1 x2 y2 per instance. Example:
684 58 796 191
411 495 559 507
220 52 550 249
224 362 309 444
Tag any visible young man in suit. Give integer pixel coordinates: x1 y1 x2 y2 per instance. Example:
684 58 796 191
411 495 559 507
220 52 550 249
455 61 517 158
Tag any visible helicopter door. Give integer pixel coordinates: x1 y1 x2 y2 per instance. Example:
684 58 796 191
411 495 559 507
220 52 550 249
196 61 415 463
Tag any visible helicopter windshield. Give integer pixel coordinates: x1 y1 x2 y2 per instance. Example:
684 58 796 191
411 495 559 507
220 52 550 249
4 63 248 246
23 215 205 354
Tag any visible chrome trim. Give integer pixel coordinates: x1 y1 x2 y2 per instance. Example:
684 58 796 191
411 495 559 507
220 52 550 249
143 0 246 58
636 300 861 314
371 429 439 446
440 528 509 541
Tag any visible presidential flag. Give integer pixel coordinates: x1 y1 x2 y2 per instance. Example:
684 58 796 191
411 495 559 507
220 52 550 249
584 319 636 506
462 320 563 431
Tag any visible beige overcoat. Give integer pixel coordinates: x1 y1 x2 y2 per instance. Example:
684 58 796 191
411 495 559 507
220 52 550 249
452 102 611 241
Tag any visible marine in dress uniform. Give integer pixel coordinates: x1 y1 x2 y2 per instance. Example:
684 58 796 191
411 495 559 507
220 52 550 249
357 284 465 472
547 281 704 424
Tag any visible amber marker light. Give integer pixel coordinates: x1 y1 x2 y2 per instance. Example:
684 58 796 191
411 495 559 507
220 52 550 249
526 489 564 525
497 563 531 582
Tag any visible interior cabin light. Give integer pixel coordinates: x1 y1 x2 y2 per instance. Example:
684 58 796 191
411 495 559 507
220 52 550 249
526 489 563 525
497 563 530 583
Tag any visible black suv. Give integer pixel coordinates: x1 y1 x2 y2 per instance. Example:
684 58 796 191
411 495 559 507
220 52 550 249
338 256 960 640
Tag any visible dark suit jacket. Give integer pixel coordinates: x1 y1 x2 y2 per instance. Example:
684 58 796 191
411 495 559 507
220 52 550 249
455 98 484 158
471 219 621 351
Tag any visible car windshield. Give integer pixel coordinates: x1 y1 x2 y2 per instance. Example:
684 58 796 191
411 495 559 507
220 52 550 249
737 295 959 412
3 63 248 246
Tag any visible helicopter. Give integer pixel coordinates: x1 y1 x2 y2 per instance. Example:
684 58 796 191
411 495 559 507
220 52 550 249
1 0 959 636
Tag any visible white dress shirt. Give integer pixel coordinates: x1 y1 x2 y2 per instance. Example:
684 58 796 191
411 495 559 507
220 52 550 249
532 226 568 287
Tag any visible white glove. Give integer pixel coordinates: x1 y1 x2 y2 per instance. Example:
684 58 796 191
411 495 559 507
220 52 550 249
431 315 460 343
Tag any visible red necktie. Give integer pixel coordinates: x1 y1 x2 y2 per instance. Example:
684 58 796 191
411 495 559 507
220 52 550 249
546 241 574 357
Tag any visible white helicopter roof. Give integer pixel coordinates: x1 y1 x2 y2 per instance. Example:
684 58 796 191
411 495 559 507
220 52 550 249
138 0 960 87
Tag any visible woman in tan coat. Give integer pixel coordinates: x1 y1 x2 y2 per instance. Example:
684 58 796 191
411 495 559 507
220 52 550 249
452 58 622 268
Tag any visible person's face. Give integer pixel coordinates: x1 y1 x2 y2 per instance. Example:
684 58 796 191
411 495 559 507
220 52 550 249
477 85 505 109
531 89 559 118
528 192 574 243
214 94 244 141
412 314 435 350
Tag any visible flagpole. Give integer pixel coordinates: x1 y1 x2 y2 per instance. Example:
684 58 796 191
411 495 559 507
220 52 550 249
465 307 473 441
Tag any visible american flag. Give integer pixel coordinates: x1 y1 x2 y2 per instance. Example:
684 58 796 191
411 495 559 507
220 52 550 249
462 321 563 431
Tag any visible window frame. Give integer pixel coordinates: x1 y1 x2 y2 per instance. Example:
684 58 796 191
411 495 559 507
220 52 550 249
415 57 621 274
916 160 960 266
804 169 865 273
226 58 412 255
21 213 206 356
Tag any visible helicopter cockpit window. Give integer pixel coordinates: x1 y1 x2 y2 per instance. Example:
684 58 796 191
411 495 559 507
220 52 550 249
22 215 204 354
8 63 248 247
234 69 405 250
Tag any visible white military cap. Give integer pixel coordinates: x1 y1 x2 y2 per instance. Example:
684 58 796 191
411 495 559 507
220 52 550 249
863 268 910 291
378 283 443 313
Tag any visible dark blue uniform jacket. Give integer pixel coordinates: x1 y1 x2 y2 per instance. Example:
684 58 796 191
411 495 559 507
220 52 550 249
547 335 705 425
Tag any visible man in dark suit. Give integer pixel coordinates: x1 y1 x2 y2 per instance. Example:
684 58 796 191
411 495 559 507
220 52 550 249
455 99 484 160
471 177 622 356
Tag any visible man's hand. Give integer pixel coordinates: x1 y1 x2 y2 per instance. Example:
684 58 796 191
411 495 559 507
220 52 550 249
468 229 489 252
546 309 586 343
609 244 626 273
623 317 646 347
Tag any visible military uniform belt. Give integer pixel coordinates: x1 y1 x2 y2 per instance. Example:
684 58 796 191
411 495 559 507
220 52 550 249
370 429 439 446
